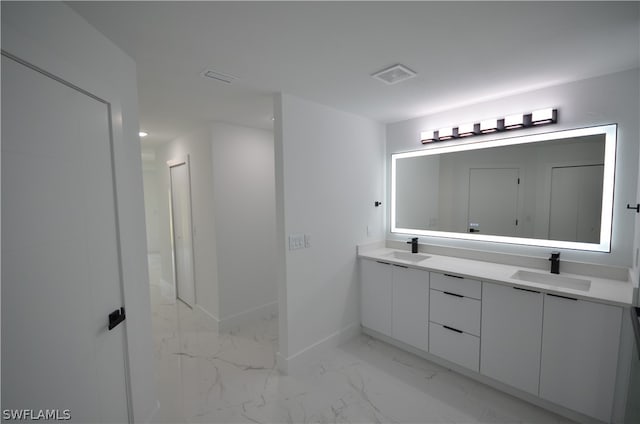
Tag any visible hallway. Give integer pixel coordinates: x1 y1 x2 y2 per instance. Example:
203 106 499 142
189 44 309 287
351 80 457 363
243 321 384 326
148 256 571 424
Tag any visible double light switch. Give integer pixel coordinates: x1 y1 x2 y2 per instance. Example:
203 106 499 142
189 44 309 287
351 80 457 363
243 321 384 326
288 234 311 250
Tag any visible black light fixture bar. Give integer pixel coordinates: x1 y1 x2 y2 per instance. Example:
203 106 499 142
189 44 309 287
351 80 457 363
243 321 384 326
420 108 558 145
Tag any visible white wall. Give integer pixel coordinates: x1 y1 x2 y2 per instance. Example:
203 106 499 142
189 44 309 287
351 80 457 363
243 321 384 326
274 93 386 371
1 2 157 421
387 68 640 267
142 150 163 254
148 122 277 326
155 126 220 319
210 123 277 324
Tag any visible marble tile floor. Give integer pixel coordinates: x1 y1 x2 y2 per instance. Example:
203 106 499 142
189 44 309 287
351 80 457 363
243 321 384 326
148 283 573 424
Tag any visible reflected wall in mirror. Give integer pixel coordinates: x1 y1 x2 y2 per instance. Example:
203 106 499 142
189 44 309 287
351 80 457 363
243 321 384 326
391 125 617 252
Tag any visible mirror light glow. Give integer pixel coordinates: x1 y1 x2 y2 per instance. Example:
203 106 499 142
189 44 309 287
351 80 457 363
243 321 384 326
391 124 617 252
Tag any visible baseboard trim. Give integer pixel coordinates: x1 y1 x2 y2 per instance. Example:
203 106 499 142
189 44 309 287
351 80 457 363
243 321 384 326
142 400 160 424
195 305 220 332
277 322 361 375
219 301 278 332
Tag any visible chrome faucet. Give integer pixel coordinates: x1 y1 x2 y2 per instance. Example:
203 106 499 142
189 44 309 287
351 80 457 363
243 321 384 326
549 252 560 274
407 237 419 254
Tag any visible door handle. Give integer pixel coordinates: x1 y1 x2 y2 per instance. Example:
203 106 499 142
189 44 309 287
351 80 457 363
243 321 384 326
108 307 126 330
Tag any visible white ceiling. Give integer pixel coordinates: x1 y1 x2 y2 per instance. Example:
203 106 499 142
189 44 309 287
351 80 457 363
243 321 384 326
70 1 640 146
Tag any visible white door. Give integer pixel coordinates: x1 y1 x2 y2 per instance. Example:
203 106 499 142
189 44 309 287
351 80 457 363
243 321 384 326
2 53 130 422
468 168 519 236
549 165 603 243
169 159 196 307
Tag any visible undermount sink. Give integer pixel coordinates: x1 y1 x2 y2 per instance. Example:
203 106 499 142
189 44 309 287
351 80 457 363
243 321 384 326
511 270 591 292
385 251 430 263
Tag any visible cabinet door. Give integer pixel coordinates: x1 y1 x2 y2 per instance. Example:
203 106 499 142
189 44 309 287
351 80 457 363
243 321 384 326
392 266 429 351
480 282 543 395
540 294 622 422
361 260 393 336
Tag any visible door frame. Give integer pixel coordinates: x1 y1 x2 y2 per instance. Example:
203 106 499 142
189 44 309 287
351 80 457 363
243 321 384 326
1 49 133 422
2 6 157 420
167 156 197 307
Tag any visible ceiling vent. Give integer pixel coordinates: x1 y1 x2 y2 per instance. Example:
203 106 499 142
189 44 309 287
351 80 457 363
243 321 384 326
200 68 238 84
371 64 417 85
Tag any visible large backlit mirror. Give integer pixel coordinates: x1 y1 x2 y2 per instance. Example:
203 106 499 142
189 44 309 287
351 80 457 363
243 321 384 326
391 124 617 252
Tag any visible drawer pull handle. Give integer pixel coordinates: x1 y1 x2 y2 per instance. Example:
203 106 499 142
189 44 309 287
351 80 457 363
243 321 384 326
513 286 541 294
443 273 464 279
376 261 391 265
443 291 464 298
393 264 408 269
547 293 578 301
443 325 463 334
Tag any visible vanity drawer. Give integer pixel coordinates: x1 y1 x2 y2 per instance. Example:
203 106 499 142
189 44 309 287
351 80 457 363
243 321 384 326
429 322 480 371
430 289 481 336
430 272 482 299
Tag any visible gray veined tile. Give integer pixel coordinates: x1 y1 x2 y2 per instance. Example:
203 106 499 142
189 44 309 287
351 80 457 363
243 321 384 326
147 257 573 424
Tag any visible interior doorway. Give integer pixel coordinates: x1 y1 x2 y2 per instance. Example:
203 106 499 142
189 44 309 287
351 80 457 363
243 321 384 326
168 157 197 307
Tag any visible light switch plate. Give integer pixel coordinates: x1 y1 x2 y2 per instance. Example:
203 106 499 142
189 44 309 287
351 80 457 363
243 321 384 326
289 234 305 250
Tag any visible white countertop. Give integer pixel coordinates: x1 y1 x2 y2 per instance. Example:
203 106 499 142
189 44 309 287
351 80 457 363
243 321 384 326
358 247 634 307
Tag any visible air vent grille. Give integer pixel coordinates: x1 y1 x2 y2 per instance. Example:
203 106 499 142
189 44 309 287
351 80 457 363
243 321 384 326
200 69 237 84
371 64 417 85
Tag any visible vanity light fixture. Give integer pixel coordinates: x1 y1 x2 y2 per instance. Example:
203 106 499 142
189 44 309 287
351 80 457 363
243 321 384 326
504 113 526 129
531 108 557 125
438 127 455 140
139 131 148 137
480 118 502 134
457 122 478 137
420 131 438 144
419 108 558 144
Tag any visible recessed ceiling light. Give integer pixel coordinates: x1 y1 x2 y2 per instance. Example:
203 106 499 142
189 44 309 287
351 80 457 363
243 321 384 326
371 64 417 85
139 131 148 137
200 68 238 84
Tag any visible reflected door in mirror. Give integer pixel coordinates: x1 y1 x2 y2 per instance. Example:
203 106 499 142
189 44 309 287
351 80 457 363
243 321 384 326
549 165 603 243
468 168 520 237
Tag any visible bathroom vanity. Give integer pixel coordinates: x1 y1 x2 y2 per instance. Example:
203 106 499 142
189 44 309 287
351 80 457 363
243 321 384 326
358 244 634 423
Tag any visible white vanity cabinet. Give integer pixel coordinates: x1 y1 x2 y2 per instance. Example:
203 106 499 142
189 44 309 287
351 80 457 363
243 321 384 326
361 259 430 349
360 250 629 423
360 260 393 336
539 293 622 423
480 282 543 395
392 266 429 351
